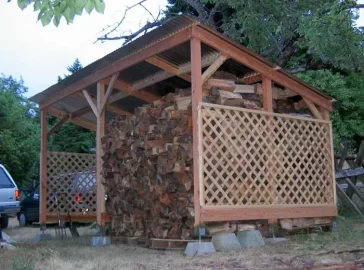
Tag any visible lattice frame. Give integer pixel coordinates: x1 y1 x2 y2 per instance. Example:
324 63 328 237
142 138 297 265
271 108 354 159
198 103 335 207
46 152 97 216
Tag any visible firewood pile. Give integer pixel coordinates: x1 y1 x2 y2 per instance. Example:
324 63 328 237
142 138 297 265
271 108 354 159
101 79 310 240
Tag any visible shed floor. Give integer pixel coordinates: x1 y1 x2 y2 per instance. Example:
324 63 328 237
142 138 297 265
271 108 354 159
1 216 364 269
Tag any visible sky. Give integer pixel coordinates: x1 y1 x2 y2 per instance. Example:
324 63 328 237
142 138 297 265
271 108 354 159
0 0 168 97
0 0 363 98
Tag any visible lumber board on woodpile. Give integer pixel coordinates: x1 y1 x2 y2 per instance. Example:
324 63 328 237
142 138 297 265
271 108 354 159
150 238 199 250
255 83 298 100
280 217 332 231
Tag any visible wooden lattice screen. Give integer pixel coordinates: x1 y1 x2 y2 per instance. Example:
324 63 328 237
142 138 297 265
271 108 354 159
46 152 97 216
199 103 335 207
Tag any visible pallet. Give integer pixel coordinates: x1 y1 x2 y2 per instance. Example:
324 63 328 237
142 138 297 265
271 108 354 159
149 238 199 250
111 236 147 246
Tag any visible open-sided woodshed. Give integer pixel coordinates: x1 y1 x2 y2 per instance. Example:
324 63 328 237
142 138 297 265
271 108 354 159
30 15 337 237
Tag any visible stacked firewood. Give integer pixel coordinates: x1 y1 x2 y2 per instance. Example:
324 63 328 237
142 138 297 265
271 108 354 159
102 79 309 240
102 91 195 239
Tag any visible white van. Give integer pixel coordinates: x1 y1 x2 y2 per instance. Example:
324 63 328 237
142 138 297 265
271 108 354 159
0 164 20 228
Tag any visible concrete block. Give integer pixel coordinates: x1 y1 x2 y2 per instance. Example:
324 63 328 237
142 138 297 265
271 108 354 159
211 233 241 251
91 236 111 247
237 230 265 248
1 232 16 243
34 233 52 243
0 242 16 250
185 242 216 257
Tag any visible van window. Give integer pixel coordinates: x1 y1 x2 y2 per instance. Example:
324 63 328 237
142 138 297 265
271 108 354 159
0 167 15 188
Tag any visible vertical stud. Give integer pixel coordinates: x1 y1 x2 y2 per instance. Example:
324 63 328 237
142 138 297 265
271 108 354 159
191 38 202 226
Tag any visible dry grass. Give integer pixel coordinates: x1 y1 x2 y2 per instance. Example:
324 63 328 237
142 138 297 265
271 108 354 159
1 216 364 270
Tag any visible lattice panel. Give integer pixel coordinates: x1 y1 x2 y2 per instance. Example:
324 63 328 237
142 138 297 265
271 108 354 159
199 103 335 207
46 152 96 215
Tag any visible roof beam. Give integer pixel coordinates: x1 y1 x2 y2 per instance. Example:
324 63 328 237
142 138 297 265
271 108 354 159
39 27 192 110
48 107 96 131
193 26 333 111
145 56 191 82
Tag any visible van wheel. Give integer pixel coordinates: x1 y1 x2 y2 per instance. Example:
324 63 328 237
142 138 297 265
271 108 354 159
18 212 27 227
1 216 9 229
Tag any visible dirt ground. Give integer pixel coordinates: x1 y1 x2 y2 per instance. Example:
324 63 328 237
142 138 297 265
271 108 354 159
1 215 364 270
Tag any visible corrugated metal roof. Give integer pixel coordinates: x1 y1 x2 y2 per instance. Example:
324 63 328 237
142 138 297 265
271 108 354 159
30 14 333 127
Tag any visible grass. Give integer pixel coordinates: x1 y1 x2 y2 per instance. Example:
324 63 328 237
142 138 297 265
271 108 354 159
1 214 364 270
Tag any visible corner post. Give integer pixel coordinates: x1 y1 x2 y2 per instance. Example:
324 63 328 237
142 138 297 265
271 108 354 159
40 108 48 227
96 81 106 226
262 76 273 111
191 37 202 226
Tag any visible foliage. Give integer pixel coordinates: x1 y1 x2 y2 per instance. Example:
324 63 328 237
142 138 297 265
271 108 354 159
166 0 364 71
49 58 96 153
298 70 364 148
13 0 105 26
0 75 39 187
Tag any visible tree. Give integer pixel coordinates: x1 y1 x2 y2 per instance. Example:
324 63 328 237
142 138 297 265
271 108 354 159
11 0 105 26
0 75 39 187
298 70 364 148
49 59 96 153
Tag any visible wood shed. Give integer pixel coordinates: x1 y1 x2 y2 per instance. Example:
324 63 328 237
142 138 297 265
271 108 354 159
30 15 337 235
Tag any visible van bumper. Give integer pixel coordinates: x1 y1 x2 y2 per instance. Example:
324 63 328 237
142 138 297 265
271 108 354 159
0 205 21 216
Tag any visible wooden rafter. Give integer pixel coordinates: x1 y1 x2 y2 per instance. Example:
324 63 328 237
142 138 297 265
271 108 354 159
303 98 323 120
39 28 192 110
133 52 220 92
83 90 100 117
111 79 160 103
47 114 70 138
48 107 96 131
146 56 191 82
193 26 333 111
201 54 228 84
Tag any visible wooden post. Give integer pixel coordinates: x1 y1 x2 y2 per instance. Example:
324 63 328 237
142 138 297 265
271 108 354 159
96 81 106 226
40 108 48 226
191 38 202 226
262 76 277 223
262 76 273 111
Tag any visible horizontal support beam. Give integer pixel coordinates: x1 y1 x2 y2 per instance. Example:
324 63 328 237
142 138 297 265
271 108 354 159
193 26 333 111
200 205 337 222
39 27 192 110
48 107 96 131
